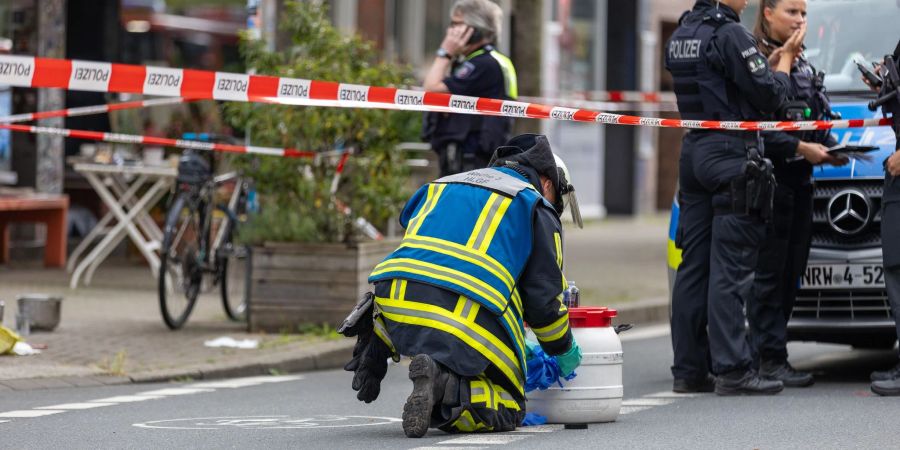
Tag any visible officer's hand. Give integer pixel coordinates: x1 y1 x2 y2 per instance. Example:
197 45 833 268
768 48 784 67
555 340 583 378
797 141 847 166
441 24 474 58
782 24 807 58
887 151 900 177
861 62 883 92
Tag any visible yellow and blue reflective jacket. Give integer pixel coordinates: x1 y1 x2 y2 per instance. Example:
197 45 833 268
371 167 542 314
370 167 551 385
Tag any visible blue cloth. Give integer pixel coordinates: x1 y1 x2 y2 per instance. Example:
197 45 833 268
521 413 547 426
524 340 576 393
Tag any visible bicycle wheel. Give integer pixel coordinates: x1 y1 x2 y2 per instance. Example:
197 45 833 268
218 218 250 321
158 193 203 329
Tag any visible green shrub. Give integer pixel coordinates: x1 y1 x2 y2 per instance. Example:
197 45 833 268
225 1 417 244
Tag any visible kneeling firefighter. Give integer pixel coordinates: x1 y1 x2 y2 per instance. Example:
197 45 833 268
340 134 584 437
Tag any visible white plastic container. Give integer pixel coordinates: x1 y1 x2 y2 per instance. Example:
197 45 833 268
526 307 623 424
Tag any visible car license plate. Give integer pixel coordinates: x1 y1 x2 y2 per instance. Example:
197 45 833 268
800 264 885 289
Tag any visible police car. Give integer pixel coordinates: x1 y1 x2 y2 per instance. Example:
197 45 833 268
667 0 900 349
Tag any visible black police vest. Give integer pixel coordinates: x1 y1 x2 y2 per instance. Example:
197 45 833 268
666 11 754 121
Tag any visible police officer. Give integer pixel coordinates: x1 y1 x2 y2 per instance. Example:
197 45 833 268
666 0 799 395
422 0 518 177
341 134 584 436
872 44 900 396
748 0 847 389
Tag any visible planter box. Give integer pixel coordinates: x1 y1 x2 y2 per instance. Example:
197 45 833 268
249 239 399 332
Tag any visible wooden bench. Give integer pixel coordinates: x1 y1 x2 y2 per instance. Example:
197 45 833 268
0 194 69 267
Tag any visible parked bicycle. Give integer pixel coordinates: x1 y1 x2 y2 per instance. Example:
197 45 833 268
158 136 253 330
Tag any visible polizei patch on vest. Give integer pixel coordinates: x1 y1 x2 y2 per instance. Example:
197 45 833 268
435 168 531 197
668 39 701 60
746 54 767 75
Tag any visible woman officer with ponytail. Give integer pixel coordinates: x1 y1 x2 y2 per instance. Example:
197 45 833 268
748 0 847 388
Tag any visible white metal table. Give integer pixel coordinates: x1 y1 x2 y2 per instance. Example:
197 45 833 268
69 162 176 288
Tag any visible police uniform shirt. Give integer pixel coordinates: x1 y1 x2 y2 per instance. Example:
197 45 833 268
758 38 838 167
444 45 512 101
667 0 791 122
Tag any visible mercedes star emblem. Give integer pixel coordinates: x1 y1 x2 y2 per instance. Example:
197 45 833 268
827 189 871 235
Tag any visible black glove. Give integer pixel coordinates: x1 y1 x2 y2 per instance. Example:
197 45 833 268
350 337 391 403
340 292 390 403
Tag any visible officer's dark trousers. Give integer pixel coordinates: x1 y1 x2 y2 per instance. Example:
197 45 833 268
748 179 813 364
671 133 765 379
437 141 490 177
881 171 900 356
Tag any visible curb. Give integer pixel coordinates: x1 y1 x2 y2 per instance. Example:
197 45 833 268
0 340 355 391
612 297 669 327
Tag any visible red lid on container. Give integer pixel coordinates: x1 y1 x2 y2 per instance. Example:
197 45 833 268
567 306 617 328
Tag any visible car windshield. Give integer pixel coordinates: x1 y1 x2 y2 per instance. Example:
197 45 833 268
742 0 900 93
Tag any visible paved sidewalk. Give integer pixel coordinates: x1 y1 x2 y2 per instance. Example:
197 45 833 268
0 215 670 389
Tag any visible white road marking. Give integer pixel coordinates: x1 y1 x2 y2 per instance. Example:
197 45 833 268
411 447 486 450
0 375 306 424
133 415 400 430
89 395 165 403
619 406 652 415
36 403 115 410
190 375 303 389
644 390 704 399
0 410 65 418
621 398 675 407
513 424 565 433
619 323 670 342
439 434 528 445
136 388 215 396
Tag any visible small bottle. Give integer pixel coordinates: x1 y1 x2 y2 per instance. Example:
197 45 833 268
562 288 571 308
568 281 580 308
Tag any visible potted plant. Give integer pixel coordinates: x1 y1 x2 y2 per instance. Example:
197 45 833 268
225 1 418 332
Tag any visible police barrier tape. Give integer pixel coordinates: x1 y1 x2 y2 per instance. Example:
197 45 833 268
0 97 193 124
0 55 891 131
516 95 678 113
0 123 315 159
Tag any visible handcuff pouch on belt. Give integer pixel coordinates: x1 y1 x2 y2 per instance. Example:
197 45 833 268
729 145 776 220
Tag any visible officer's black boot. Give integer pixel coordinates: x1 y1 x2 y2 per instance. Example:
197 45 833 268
870 362 900 382
871 371 900 396
714 369 784 396
403 354 449 438
759 360 814 387
672 374 716 393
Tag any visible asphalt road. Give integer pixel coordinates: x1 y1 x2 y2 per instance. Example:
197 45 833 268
2 327 899 449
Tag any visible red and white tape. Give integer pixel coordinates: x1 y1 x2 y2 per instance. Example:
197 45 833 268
0 123 315 159
0 97 193 124
0 55 891 131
